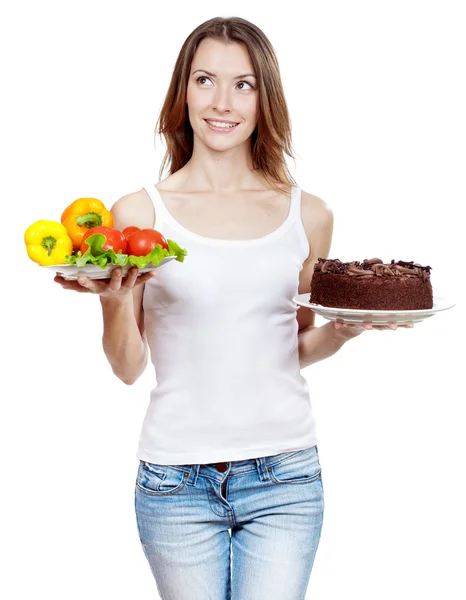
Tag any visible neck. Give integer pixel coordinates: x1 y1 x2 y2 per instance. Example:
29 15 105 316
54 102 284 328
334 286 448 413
182 140 266 194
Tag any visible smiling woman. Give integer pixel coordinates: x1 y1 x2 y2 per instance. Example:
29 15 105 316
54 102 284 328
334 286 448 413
57 15 336 600
15 4 460 599
93 16 333 599
186 40 260 150
155 19 296 195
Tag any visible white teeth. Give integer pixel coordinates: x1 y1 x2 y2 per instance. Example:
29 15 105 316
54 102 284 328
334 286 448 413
206 120 237 128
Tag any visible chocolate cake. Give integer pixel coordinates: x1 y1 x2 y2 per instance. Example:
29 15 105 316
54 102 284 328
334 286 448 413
310 257 433 310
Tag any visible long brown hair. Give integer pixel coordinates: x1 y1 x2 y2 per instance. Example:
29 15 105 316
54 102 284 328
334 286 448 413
155 16 297 195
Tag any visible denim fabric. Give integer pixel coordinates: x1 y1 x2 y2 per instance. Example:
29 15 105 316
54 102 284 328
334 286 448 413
135 445 324 599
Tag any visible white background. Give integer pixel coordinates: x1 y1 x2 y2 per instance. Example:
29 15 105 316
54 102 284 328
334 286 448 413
2 1 464 598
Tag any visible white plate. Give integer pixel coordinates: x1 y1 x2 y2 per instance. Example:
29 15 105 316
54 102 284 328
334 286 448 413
293 294 455 325
43 255 177 280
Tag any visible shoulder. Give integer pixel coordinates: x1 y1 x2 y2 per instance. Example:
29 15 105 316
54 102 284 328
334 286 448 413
110 188 155 230
110 172 184 230
300 189 333 230
300 189 334 264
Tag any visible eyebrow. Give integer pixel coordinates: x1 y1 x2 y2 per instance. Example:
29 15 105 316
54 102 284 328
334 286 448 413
192 69 257 79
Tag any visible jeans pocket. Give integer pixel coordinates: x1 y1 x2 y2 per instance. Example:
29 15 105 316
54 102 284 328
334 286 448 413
268 446 322 485
136 461 189 496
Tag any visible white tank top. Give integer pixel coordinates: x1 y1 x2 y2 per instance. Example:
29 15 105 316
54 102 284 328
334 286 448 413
137 183 318 466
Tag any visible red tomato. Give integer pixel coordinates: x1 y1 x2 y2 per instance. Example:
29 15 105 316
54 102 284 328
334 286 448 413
127 228 168 256
122 226 140 241
80 226 127 255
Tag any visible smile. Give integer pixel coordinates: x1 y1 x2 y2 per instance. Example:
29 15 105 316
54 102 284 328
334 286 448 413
204 119 239 132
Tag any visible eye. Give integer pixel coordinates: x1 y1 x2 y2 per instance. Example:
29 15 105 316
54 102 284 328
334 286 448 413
195 76 254 90
196 76 213 86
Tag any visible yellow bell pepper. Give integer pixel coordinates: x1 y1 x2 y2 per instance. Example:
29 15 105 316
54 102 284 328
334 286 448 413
61 198 114 251
24 220 73 266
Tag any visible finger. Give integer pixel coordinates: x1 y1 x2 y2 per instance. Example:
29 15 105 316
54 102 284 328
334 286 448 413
106 268 124 292
77 274 110 294
123 267 157 288
334 319 355 329
335 321 366 330
77 276 95 292
136 270 157 285
55 275 89 292
55 274 73 284
122 266 139 287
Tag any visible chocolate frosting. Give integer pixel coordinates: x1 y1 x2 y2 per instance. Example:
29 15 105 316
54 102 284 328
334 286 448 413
314 257 432 282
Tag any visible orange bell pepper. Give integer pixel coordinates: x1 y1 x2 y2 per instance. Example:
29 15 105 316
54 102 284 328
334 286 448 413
61 198 114 251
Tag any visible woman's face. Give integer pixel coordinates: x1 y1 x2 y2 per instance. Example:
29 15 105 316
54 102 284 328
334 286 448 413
186 38 259 151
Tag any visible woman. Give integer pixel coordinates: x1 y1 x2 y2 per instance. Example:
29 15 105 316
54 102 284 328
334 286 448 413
55 16 405 600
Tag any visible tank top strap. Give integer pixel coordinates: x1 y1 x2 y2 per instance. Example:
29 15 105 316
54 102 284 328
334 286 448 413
289 185 302 220
142 183 168 230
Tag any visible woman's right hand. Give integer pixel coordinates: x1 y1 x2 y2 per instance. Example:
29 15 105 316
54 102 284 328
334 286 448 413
54 266 156 299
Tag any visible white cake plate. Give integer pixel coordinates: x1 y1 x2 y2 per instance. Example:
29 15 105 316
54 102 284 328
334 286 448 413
293 294 455 325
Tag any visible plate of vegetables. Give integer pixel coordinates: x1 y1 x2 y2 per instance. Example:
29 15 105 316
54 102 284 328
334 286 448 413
24 197 188 279
45 255 179 280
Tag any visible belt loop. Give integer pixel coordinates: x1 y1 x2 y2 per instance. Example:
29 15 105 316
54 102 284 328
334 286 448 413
186 464 199 485
255 457 271 481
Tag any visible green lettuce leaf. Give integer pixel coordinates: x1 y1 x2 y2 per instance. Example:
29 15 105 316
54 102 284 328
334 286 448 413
64 233 188 269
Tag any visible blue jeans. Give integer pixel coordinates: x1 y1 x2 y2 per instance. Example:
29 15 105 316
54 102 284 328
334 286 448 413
134 445 324 600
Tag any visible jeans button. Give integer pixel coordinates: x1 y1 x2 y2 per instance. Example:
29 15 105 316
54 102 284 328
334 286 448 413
215 462 228 472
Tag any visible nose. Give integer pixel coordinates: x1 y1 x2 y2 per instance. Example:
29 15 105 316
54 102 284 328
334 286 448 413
212 84 232 114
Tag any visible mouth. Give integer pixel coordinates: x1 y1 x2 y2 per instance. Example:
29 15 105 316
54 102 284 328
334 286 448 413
204 119 240 132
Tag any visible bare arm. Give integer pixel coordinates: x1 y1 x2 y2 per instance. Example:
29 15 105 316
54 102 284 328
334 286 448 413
296 193 370 367
296 194 346 368
299 321 355 368
99 192 154 384
296 195 409 369
55 190 155 385
99 281 149 385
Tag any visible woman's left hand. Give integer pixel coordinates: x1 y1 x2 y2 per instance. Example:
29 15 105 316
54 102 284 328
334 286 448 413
333 320 414 340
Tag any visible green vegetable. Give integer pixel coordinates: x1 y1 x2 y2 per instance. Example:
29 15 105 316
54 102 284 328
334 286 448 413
64 233 187 268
